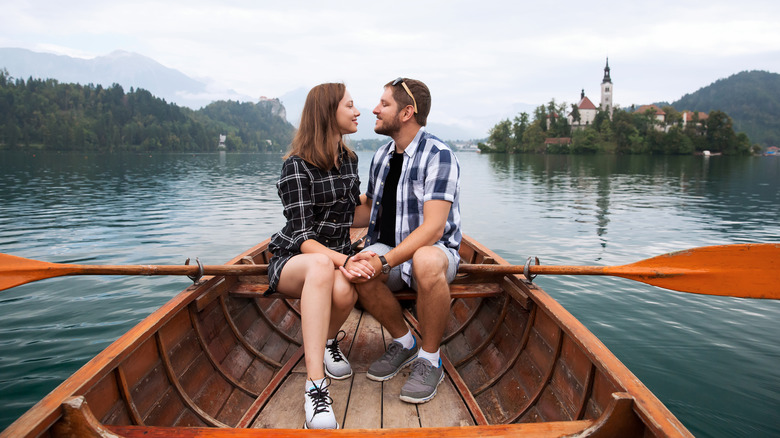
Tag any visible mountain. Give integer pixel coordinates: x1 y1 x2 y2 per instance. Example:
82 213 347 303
2 48 488 141
0 48 254 109
0 72 294 152
671 70 780 146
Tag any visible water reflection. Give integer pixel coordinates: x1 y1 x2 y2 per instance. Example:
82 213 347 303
478 153 780 259
0 151 778 437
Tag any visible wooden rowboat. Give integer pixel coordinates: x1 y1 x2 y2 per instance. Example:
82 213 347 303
1 230 693 437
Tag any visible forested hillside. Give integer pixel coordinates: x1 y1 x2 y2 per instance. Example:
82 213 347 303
0 70 295 152
672 70 780 146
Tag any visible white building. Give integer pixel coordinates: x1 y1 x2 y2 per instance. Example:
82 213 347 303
568 59 613 130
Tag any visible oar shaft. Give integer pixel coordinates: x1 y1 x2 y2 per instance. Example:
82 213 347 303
39 263 703 279
457 264 695 277
62 264 270 276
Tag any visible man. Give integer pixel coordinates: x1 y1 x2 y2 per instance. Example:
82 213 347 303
346 77 461 404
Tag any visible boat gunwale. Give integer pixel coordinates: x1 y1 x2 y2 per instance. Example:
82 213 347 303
1 233 692 437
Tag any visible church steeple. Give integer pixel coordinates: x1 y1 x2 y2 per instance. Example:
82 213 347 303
600 57 613 117
602 57 612 84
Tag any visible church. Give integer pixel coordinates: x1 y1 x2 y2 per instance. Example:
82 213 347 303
568 59 613 130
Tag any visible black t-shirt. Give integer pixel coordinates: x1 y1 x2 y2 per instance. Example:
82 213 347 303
378 151 404 246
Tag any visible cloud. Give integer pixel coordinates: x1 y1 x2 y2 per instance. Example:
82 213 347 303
2 0 779 138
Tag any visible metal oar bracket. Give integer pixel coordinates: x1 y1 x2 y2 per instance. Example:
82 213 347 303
185 258 204 284
524 256 540 283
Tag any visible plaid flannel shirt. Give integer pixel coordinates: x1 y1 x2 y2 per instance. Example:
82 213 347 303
365 127 462 286
269 149 361 258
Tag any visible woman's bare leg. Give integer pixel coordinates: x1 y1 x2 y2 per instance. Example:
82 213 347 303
276 253 334 380
328 272 358 339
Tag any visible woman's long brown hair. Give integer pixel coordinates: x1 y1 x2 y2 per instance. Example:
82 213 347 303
285 83 356 170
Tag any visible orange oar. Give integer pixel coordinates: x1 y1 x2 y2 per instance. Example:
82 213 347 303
0 253 270 292
1 243 778 299
459 243 779 300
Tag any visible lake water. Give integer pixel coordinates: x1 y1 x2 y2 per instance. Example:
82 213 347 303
1 150 778 437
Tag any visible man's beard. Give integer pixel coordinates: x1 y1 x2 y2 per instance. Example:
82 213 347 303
374 113 401 137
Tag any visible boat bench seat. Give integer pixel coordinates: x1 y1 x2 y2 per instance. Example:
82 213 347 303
230 281 504 301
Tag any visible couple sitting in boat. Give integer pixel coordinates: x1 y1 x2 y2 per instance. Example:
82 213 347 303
266 78 461 429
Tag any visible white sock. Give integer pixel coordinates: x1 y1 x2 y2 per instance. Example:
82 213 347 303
417 348 440 367
306 377 326 391
393 330 416 350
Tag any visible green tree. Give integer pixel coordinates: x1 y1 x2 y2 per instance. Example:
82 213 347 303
521 123 546 152
705 110 741 154
570 104 580 124
486 119 513 152
511 113 529 152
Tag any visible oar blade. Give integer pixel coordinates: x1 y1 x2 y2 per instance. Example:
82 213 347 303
623 243 780 299
0 253 72 292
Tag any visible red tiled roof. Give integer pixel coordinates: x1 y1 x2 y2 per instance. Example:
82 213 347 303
544 137 572 144
578 96 597 110
682 110 709 121
635 104 665 115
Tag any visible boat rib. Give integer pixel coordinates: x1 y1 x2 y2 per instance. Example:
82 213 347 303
188 298 260 398
453 293 511 367
154 331 228 427
115 366 145 425
472 305 538 397
504 326 565 423
218 295 282 369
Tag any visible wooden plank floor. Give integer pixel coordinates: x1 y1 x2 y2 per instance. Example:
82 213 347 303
252 308 475 429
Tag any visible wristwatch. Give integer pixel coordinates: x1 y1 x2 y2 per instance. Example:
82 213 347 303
378 255 391 274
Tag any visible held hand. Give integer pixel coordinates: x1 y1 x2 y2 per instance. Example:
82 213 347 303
342 252 379 283
339 266 370 283
351 251 376 262
350 258 376 278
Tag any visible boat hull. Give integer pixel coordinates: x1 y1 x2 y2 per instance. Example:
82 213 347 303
2 231 691 437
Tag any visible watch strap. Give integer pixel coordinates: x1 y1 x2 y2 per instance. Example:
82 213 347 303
378 255 391 273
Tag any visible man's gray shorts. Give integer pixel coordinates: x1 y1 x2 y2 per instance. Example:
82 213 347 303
361 242 459 291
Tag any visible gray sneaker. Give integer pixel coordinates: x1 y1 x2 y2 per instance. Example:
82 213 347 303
366 340 418 381
399 358 445 404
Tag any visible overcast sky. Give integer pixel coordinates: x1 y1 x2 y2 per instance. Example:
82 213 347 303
2 1 779 137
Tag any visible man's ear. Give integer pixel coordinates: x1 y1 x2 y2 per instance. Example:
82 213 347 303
400 105 416 123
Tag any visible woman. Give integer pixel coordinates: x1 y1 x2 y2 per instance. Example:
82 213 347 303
267 83 374 429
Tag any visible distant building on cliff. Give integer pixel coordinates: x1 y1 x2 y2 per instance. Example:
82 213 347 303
568 58 613 130
258 96 287 121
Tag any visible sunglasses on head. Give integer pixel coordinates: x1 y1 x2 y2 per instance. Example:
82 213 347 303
392 77 418 114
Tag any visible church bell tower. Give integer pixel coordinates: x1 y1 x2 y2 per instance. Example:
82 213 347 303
600 58 613 117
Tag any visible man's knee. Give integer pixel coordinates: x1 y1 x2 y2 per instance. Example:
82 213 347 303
412 247 448 274
411 246 449 289
355 278 380 297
